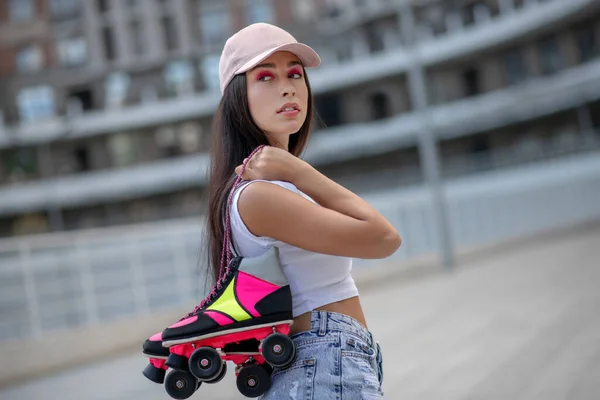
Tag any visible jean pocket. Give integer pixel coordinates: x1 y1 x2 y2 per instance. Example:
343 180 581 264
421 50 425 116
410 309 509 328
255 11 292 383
341 352 382 399
264 358 317 400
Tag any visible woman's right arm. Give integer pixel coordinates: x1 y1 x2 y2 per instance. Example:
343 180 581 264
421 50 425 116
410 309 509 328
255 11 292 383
236 148 401 259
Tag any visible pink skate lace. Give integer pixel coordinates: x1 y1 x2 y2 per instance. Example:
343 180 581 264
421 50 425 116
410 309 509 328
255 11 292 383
183 145 266 318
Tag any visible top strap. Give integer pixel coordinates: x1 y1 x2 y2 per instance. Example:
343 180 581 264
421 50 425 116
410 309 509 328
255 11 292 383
218 145 266 279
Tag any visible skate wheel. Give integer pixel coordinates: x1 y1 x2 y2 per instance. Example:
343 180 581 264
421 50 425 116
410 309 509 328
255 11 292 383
166 353 189 371
143 363 166 384
164 370 199 399
261 362 274 376
236 363 271 398
261 333 296 368
189 347 223 381
205 362 227 384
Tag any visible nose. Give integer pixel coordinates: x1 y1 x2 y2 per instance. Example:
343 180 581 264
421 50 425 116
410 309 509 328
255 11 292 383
281 84 296 98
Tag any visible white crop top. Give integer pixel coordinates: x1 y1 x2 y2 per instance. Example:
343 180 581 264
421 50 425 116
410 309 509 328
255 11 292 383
229 180 359 317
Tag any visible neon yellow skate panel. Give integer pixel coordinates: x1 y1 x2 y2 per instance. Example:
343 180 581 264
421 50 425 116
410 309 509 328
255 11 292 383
206 276 251 322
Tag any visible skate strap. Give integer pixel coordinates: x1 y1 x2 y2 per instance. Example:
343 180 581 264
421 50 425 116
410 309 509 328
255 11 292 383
219 145 266 279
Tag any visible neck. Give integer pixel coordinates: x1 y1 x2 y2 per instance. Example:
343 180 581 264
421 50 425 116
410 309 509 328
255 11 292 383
267 136 289 151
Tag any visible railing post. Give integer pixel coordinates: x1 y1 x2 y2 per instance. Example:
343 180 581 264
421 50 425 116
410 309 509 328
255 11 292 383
19 242 43 339
170 233 194 303
75 240 99 325
400 3 455 270
128 238 150 315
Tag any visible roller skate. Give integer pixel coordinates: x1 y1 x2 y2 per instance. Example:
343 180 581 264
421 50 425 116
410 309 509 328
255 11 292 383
142 331 272 384
162 339 274 399
142 331 170 384
161 246 297 399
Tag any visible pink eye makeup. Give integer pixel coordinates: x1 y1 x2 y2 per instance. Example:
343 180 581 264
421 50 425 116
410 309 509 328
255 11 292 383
288 67 303 77
254 66 303 81
256 71 274 81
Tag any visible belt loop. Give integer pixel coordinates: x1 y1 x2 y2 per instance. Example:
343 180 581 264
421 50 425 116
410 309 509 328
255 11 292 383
318 310 327 336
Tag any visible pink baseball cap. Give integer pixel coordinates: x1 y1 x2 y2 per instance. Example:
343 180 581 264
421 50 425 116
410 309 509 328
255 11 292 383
218 23 321 94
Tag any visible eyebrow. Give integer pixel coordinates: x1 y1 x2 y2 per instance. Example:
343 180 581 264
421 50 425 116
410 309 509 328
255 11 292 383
251 60 302 71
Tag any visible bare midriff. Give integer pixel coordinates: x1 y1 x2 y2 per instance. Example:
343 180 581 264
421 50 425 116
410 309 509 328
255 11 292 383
289 296 368 336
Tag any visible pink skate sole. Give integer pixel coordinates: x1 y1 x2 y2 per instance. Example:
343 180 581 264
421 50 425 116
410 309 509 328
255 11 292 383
168 322 292 373
149 357 168 371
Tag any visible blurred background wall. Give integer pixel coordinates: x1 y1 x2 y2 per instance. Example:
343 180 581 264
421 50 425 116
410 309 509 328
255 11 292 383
0 0 599 383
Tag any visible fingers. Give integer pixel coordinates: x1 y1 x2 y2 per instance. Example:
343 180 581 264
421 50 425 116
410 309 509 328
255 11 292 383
235 147 267 179
235 163 256 180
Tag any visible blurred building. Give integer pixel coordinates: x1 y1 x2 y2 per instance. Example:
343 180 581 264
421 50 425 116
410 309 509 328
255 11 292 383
1 0 600 347
0 0 599 238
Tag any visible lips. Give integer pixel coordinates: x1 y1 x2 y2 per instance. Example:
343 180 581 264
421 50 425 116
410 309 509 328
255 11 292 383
277 103 300 113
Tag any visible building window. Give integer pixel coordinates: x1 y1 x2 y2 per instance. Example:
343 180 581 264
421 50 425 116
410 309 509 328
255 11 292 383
164 61 194 96
68 88 94 112
179 123 201 154
130 20 144 55
418 4 446 37
16 44 44 73
12 214 49 236
462 3 476 26
314 94 342 127
102 27 116 61
468 135 492 171
155 126 179 157
365 23 385 54
105 72 130 108
462 67 480 97
74 146 91 171
575 24 598 63
161 16 178 52
199 7 231 48
155 123 201 157
246 0 274 24
292 0 316 22
97 0 109 13
324 0 343 18
538 36 563 75
370 92 391 120
200 55 221 92
504 49 528 85
9 0 34 22
108 133 137 167
49 0 79 18
334 38 352 62
17 86 55 122
56 37 88 67
2 148 38 182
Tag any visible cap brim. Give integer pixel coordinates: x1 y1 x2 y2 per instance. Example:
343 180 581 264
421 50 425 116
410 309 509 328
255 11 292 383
235 42 321 76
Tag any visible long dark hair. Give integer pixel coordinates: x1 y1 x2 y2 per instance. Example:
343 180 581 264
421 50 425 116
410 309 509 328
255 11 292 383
205 70 314 282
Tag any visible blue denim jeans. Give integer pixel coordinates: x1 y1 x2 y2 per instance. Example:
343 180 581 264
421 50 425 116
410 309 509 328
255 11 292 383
259 311 384 399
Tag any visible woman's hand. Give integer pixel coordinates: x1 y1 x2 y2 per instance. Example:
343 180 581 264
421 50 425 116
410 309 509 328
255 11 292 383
235 146 308 183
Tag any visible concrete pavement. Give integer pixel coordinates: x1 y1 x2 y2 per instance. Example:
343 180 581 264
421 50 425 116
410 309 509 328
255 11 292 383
1 224 599 400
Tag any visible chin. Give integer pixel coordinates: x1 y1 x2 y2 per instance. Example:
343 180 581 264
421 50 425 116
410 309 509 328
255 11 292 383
273 123 303 136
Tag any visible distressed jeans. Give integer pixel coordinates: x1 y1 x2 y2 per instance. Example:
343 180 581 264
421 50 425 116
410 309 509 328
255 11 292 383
259 310 384 400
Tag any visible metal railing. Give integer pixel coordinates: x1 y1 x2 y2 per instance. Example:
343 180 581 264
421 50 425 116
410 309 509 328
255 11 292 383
0 151 599 342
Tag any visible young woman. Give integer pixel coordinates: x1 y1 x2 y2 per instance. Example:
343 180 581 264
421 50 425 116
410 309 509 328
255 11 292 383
207 23 401 398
